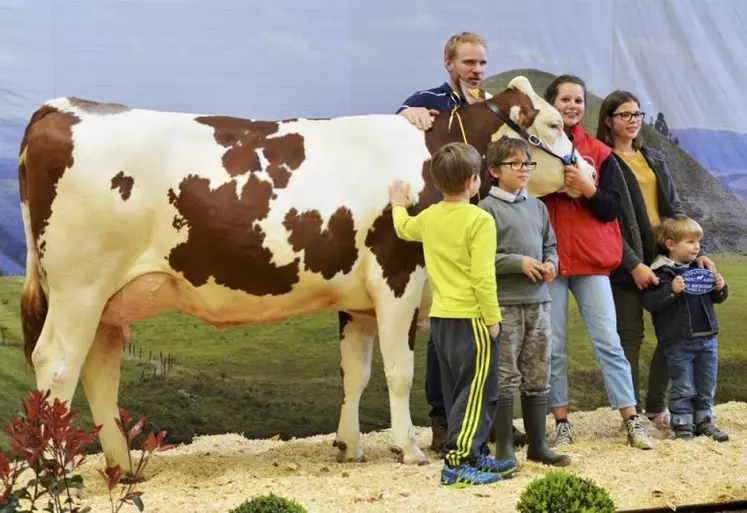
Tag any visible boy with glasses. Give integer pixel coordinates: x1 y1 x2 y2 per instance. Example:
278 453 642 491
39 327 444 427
478 136 571 468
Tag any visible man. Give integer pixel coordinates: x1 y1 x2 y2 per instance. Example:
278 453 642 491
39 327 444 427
396 31 527 453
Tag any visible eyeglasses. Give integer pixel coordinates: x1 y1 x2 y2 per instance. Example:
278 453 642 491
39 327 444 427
497 161 537 171
612 111 645 122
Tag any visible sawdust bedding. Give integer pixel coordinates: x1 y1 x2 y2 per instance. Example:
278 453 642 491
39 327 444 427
75 402 747 513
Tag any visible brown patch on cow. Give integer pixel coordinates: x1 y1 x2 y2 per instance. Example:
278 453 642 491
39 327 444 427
19 105 81 256
284 207 358 279
68 97 130 114
18 149 28 203
263 134 305 188
111 171 134 201
339 311 352 340
197 116 278 175
408 308 419 352
365 161 437 297
195 117 306 187
167 173 300 295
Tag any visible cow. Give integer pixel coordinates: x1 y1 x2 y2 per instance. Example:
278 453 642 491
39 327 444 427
18 76 595 473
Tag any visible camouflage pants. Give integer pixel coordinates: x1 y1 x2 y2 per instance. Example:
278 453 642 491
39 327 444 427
498 302 552 397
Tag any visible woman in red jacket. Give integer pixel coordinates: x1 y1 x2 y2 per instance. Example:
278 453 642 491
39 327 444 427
541 75 653 450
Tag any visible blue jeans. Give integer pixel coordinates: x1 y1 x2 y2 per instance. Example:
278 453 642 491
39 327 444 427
664 337 718 426
548 275 637 410
425 335 446 419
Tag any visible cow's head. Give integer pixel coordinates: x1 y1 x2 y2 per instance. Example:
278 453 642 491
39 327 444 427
487 76 597 198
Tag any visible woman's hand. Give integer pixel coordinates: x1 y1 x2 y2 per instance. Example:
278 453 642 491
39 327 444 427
564 164 597 198
631 263 660 290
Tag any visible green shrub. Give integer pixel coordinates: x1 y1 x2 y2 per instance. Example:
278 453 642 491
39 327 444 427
229 493 307 513
516 470 615 513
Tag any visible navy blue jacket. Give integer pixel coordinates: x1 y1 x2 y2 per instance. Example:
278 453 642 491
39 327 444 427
396 82 466 114
641 256 728 345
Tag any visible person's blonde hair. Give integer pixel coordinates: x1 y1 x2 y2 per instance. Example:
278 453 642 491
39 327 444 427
444 32 488 61
430 142 482 195
655 216 704 247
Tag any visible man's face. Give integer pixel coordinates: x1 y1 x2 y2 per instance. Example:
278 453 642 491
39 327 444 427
445 42 488 88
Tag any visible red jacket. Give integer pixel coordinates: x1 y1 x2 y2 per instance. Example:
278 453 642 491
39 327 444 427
541 124 623 277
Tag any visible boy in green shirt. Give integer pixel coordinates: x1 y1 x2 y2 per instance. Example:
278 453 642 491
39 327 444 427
389 142 511 487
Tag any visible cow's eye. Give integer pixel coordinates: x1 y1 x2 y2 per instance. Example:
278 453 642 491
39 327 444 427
549 123 562 130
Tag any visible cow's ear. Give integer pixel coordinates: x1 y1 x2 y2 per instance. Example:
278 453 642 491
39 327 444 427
507 75 534 96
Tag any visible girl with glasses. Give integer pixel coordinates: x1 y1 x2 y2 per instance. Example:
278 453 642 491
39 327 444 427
597 90 716 431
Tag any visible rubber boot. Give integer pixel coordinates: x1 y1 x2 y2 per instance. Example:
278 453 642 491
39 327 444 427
513 424 528 447
492 395 518 469
521 394 571 467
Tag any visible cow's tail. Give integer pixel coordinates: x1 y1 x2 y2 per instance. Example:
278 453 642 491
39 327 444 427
19 147 48 367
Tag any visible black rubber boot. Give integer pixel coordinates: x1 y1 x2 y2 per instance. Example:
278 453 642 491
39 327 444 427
492 395 518 468
513 424 528 447
521 394 571 467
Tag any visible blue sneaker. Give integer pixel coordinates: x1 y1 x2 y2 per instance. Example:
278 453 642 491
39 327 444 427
475 454 518 478
440 463 502 488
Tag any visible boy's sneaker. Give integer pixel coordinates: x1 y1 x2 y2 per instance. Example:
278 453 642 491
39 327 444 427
674 424 694 440
646 410 671 432
695 418 729 442
475 454 518 478
625 415 654 450
554 420 573 446
440 463 502 488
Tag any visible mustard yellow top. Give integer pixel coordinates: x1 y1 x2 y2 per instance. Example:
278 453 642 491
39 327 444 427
617 150 661 227
392 202 501 325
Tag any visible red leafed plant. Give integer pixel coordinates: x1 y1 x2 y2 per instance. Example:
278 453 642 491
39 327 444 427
0 390 172 513
97 408 173 513
0 389 100 513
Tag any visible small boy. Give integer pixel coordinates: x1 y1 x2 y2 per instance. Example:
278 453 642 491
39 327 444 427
478 136 570 468
641 216 729 442
389 141 513 487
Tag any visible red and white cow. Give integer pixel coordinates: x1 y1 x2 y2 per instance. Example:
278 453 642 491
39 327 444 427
18 76 594 472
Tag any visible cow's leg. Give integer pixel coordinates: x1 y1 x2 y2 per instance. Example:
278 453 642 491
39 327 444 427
80 322 131 473
32 297 102 400
374 277 428 465
31 293 104 426
334 312 377 462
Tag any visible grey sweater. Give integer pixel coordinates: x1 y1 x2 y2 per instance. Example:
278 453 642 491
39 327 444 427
478 186 558 305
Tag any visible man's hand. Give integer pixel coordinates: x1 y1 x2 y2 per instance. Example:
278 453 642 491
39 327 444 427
715 272 725 291
400 107 440 131
564 164 597 198
672 275 685 294
521 257 545 282
541 261 557 282
631 263 660 290
388 180 411 207
696 255 716 272
488 322 501 341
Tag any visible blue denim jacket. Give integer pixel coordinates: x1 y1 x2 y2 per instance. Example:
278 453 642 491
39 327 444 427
641 256 728 345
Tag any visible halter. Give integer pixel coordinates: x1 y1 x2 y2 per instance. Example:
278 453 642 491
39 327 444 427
484 101 578 166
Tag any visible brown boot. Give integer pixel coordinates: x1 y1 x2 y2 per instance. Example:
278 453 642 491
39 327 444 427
430 416 447 453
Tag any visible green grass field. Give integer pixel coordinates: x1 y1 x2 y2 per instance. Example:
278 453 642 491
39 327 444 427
1 254 746 450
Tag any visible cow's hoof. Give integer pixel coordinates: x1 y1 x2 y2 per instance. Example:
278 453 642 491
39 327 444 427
333 440 364 463
391 445 428 465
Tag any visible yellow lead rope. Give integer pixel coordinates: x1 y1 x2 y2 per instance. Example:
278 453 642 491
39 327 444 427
447 104 482 202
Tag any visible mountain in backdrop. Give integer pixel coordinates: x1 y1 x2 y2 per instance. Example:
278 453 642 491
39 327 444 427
484 69 747 254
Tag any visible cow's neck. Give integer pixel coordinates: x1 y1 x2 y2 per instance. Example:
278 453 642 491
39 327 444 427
425 104 497 154
424 103 502 200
